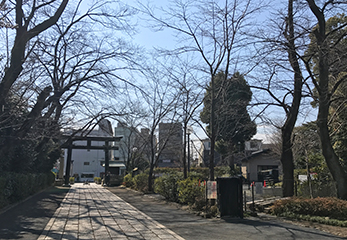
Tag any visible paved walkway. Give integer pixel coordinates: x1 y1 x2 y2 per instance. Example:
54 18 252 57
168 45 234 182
38 183 184 240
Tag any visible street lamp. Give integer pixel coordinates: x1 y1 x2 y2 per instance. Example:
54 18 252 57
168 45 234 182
187 126 193 172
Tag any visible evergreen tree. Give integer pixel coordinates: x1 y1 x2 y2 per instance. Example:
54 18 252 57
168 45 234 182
200 72 256 166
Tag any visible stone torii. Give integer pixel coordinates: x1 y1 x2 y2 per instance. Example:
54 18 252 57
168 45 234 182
61 136 122 186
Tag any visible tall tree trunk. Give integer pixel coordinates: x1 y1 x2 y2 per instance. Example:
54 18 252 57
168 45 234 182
0 0 68 111
209 75 216 181
281 128 295 197
307 0 347 200
280 0 303 197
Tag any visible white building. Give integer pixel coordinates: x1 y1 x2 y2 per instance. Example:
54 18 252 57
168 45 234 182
113 122 138 168
63 120 125 181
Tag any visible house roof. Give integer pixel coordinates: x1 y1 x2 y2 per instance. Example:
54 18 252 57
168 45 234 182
241 148 275 162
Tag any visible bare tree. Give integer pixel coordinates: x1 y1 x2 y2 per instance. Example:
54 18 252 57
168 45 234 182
141 0 263 181
0 0 69 110
249 0 310 197
161 56 205 178
136 59 181 192
0 0 139 172
304 0 347 199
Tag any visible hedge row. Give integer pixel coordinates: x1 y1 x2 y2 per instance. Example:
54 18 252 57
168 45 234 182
0 172 55 210
123 171 205 209
272 197 347 221
153 166 236 179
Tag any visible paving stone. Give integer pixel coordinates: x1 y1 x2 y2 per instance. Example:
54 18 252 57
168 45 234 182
38 183 185 240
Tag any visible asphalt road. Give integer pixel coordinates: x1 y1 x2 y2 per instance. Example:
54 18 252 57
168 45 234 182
107 186 346 240
0 185 345 240
0 186 69 240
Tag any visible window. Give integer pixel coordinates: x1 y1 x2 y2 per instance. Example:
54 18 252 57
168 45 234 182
250 141 258 149
81 173 94 178
84 162 90 165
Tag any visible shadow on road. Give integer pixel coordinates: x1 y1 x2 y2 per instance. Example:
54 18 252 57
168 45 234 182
0 186 69 240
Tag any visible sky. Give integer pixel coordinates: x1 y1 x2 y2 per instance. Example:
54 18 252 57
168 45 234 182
120 0 274 143
114 0 319 144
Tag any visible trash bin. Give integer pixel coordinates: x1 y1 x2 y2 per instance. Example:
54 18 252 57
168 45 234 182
217 177 243 218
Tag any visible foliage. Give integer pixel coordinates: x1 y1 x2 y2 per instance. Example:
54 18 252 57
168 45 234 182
177 175 205 205
133 173 149 192
271 197 347 221
200 71 256 146
94 177 102 184
69 177 75 184
297 180 337 198
0 172 55 210
0 102 61 174
123 173 134 188
154 172 184 202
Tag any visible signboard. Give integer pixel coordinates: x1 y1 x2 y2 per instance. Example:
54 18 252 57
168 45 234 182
206 181 217 199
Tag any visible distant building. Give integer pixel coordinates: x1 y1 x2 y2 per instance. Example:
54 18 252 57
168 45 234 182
241 139 281 182
157 122 183 168
135 128 153 163
63 120 125 181
197 138 221 167
113 122 138 172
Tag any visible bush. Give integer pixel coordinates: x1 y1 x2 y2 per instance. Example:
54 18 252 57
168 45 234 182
123 173 134 188
178 175 204 205
0 172 55 210
94 177 101 184
69 177 75 184
154 172 184 202
133 173 149 192
271 197 347 221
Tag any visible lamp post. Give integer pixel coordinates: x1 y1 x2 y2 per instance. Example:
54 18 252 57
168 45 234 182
187 126 193 172
132 147 138 177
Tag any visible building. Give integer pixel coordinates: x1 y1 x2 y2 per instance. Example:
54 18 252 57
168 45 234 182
157 122 183 168
113 122 138 172
63 120 125 181
197 138 222 167
241 139 281 182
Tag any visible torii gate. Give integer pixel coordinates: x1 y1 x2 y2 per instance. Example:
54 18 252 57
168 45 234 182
61 136 122 186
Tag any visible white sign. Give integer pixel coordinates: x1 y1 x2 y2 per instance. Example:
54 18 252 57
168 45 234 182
206 181 217 199
298 175 308 182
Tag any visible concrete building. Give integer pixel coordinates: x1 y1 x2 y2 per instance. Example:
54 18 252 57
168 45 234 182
113 122 138 173
63 120 125 182
157 122 183 168
197 138 222 167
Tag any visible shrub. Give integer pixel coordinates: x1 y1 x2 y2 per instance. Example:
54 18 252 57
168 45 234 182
154 172 184 202
123 173 134 188
0 172 54 210
271 197 347 220
133 173 149 192
69 177 75 184
178 174 204 205
94 177 101 184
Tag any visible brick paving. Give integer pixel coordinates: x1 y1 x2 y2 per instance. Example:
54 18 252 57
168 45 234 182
38 183 185 240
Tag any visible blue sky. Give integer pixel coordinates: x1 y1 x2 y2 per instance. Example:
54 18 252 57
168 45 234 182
119 0 318 144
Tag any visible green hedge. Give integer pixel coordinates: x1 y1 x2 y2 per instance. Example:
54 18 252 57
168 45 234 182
154 172 184 202
178 174 205 205
0 172 55 210
272 197 347 221
133 173 149 192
